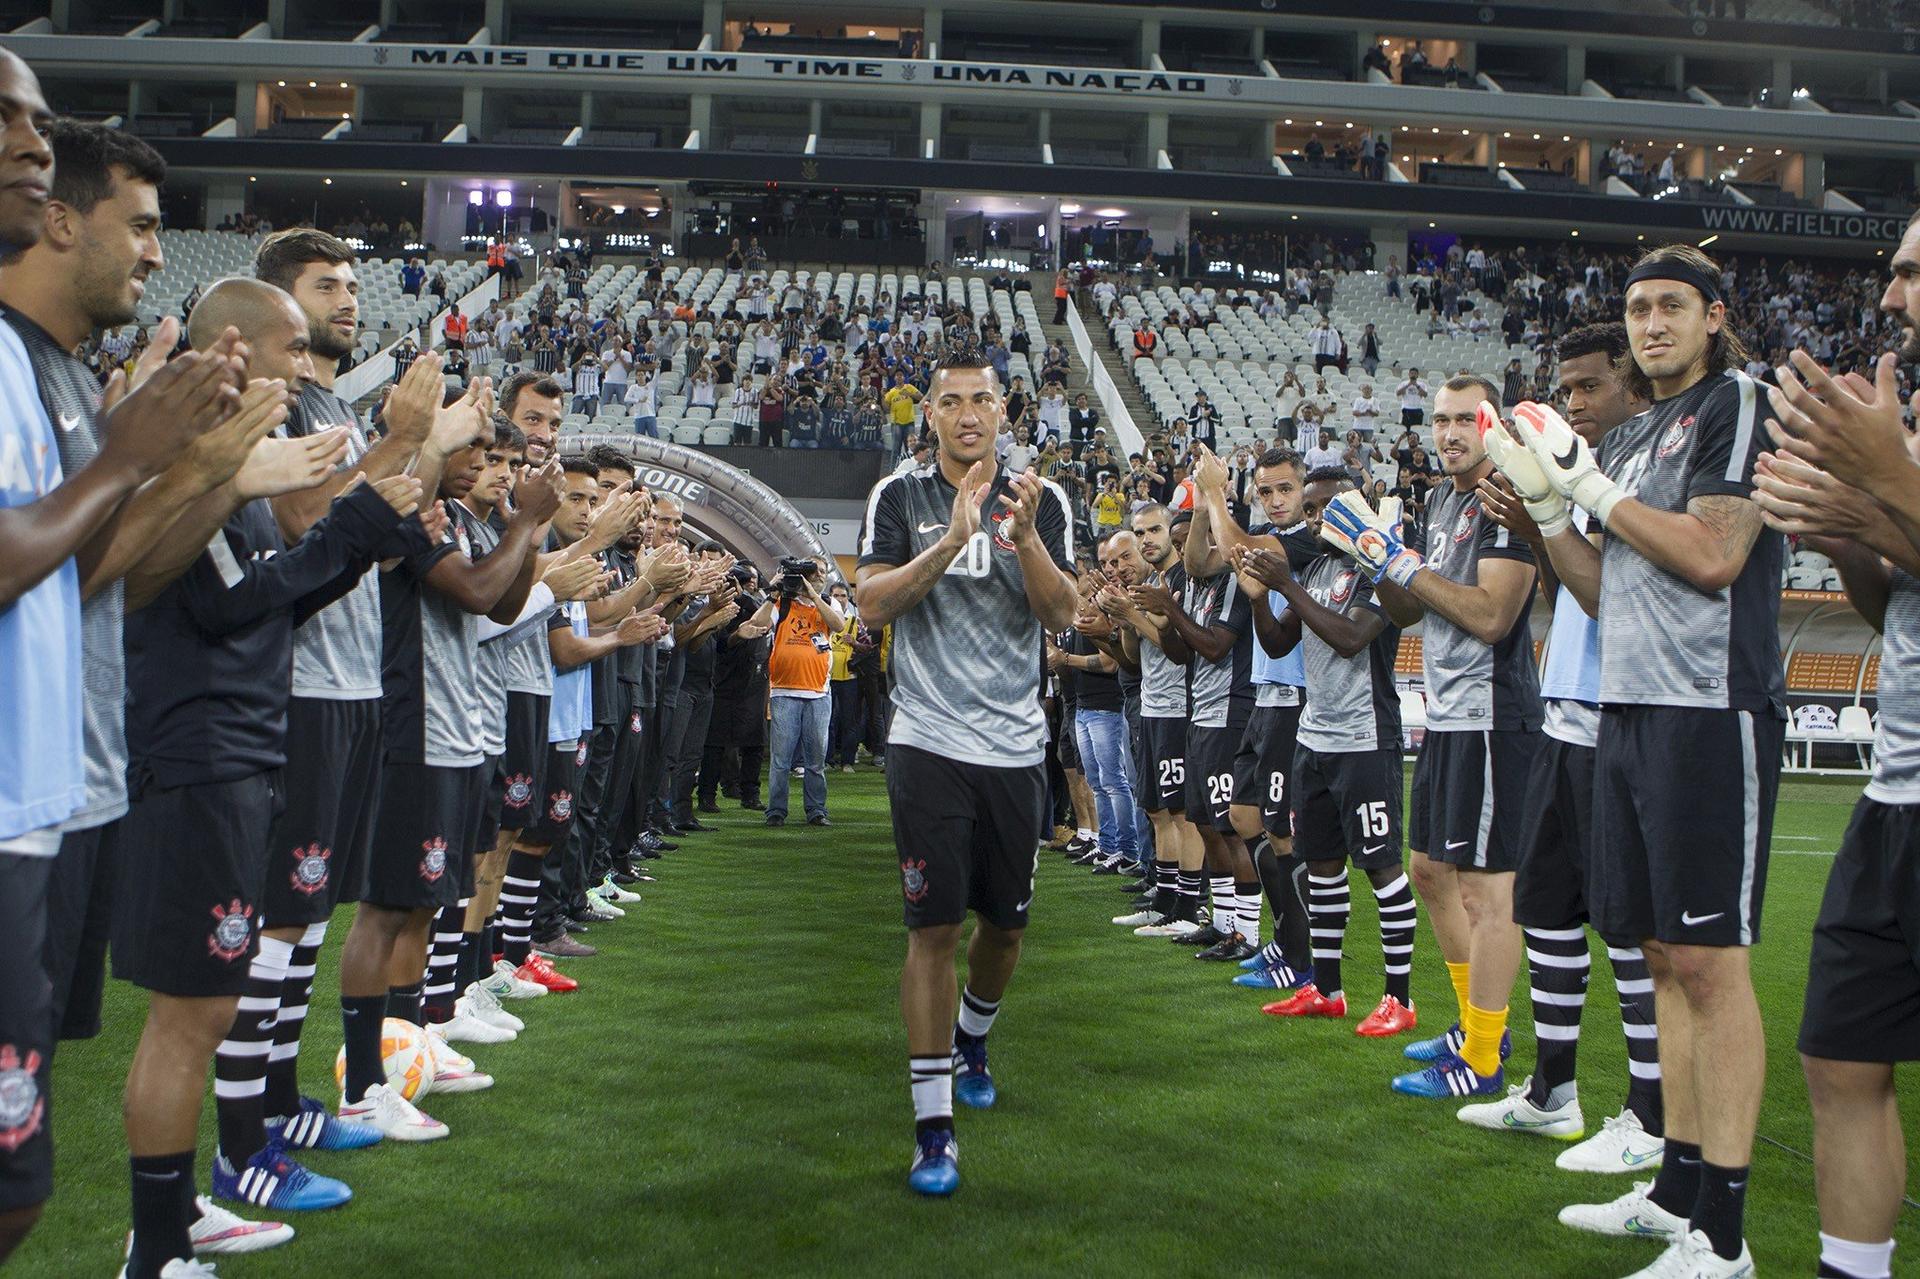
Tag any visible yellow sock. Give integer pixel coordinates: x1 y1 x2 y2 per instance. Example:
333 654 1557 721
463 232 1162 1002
1461 1001 1509 1078
1446 961 1471 1023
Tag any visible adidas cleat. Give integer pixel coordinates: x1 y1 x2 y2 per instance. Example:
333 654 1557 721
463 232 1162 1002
953 1038 996 1109
1355 995 1418 1038
907 1127 960 1196
212 1139 352 1212
266 1096 382 1151
1405 1023 1510 1062
1391 1055 1503 1099
1456 1076 1585 1140
1233 960 1311 991
1557 1180 1685 1241
1262 984 1347 1018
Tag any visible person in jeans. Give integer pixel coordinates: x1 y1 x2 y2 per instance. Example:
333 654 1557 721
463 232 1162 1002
764 560 846 826
1056 609 1137 873
625 366 658 438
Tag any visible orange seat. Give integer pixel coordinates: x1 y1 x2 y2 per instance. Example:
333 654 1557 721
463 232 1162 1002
1395 634 1423 676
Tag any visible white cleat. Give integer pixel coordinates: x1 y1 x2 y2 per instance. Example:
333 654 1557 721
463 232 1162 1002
435 1006 515 1045
1456 1076 1585 1140
1558 1108 1665 1174
1112 908 1161 927
1133 915 1206 938
424 1028 495 1093
1619 1230 1753 1279
118 1258 220 1279
488 958 547 1000
1558 1180 1685 1241
598 881 642 905
190 1195 294 1254
338 1082 449 1142
460 983 524 1034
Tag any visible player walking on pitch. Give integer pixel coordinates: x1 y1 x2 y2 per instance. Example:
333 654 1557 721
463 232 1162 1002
856 350 1078 1196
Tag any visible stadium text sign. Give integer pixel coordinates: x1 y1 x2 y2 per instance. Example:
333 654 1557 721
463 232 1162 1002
1695 206 1908 243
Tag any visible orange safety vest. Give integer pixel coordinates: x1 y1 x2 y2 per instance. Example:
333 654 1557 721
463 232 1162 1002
487 243 505 269
1132 329 1157 357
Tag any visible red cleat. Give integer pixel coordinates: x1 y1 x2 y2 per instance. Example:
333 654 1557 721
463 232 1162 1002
1355 995 1418 1037
516 955 577 994
1262 984 1347 1018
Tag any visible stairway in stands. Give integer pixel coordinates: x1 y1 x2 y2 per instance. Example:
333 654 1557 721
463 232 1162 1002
1023 268 1159 444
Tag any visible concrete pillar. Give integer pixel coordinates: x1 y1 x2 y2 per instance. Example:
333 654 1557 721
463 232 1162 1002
483 0 504 41
1037 108 1051 148
1565 44 1585 93
128 80 155 121
689 93 713 143
206 175 248 229
1250 28 1265 63
919 100 940 158
921 4 940 53
462 85 486 138
266 0 285 37
1139 15 1160 63
1772 57 1792 105
1477 133 1494 170
1145 110 1167 164
1872 68 1890 104
702 0 722 47
1800 151 1824 201
49 0 71 31
160 0 180 25
351 85 367 124
378 0 396 30
233 81 255 135
1669 53 1686 92
808 99 823 139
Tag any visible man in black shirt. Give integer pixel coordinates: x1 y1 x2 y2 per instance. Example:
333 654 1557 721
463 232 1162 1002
699 566 774 811
669 541 745 830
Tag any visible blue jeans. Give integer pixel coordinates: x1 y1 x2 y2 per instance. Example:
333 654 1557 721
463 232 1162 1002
1075 708 1137 857
767 694 830 820
631 415 658 438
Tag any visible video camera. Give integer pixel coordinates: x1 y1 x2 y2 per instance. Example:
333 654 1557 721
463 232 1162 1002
776 555 818 598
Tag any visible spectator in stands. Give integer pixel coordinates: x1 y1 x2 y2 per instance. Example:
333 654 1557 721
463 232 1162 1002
1351 383 1383 436
1132 321 1158 361
466 324 495 380
1342 430 1384 485
746 237 768 271
1092 473 1126 536
1311 315 1343 371
1186 390 1221 452
1035 383 1067 445
1303 429 1344 474
392 334 418 379
1401 40 1429 81
1068 392 1099 446
1396 368 1430 425
1006 425 1040 475
601 342 631 407
1362 42 1392 79
688 360 719 412
730 373 759 445
1005 376 1031 435
1503 357 1528 407
1053 268 1071 324
724 237 745 277
1273 368 1305 443
570 349 602 418
882 374 921 455
626 366 659 438
821 389 853 447
1358 322 1382 376
401 256 425 296
788 388 821 449
758 376 787 448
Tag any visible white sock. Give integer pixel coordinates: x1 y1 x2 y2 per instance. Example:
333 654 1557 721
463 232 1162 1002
1820 1234 1893 1279
956 987 1000 1039
1077 827 1093 841
909 1056 952 1123
1210 875 1234 929
1237 887 1262 946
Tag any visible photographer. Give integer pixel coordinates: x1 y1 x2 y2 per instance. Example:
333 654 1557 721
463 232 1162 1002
763 557 846 827
699 564 773 812
667 541 745 831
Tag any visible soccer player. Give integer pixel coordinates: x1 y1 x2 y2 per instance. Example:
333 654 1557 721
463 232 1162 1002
855 349 1076 1196
1318 376 1543 1099
1467 324 1666 1172
1752 216 1920 1279
1520 246 1784 1277
118 278 421 1273
1237 467 1418 1037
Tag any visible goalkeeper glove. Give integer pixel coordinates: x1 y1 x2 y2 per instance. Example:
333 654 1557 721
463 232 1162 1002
1511 400 1625 528
1477 402 1571 537
1320 490 1423 588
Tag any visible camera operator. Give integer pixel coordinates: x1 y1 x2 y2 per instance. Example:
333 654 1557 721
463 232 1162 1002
699 564 773 812
764 557 846 827
667 541 745 831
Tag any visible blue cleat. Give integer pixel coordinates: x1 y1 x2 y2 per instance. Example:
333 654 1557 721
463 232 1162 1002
953 1037 996 1109
907 1127 960 1196
212 1138 352 1212
1238 953 1267 971
1391 1054 1504 1100
1404 1023 1510 1063
268 1096 383 1151
1232 960 1312 991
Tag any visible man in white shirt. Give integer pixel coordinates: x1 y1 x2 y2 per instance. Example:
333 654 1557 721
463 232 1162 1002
625 369 658 437
1302 429 1343 472
1004 425 1038 474
1396 369 1430 426
601 344 632 407
1311 316 1343 372
1350 384 1382 437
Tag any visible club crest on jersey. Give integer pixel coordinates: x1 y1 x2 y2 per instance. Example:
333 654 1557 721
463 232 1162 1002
418 837 448 882
989 509 1018 552
289 843 331 895
629 710 643 733
575 740 589 767
1331 570 1357 607
504 773 534 809
900 858 929 903
1454 501 1479 544
208 900 255 961
0 1045 42 1152
1657 414 1694 460
550 790 574 822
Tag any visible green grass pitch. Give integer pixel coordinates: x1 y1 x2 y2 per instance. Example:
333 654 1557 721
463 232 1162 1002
21 770 1918 1277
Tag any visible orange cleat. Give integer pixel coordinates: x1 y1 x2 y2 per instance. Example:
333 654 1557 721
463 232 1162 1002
1355 995 1418 1037
1262 984 1348 1018
516 955 577 994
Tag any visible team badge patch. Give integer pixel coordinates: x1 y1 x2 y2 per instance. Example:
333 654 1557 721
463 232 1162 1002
1657 414 1693 460
901 858 929 904
0 1045 43 1152
208 900 256 962
1331 570 1357 607
504 773 534 809
630 710 643 733
290 843 331 895
576 741 589 767
419 837 448 882
550 790 574 822
1453 501 1478 544
990 508 1018 552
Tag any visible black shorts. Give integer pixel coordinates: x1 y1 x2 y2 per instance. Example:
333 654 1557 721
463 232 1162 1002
364 763 485 911
1291 745 1404 870
1799 798 1920 1062
1056 702 1080 772
476 753 508 856
0 854 53 1211
47 820 120 1040
1233 701 1301 833
1185 715 1247 833
112 772 281 997
888 744 1044 932
524 739 587 847
1513 734 1607 935
1412 727 1537 872
1593 706 1781 948
500 693 551 833
1136 717 1186 814
259 696 382 927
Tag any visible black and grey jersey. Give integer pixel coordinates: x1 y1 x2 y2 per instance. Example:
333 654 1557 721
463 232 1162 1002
452 502 510 757
1182 569 1253 728
502 518 556 697
1870 569 1920 804
379 523 486 767
3 307 125 829
1139 562 1189 720
1596 370 1785 715
1295 552 1401 753
857 462 1074 768
286 384 385 701
1416 480 1543 733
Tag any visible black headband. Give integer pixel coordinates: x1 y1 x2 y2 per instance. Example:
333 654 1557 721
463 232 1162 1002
1625 259 1722 307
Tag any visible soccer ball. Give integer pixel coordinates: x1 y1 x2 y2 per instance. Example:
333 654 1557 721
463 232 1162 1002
334 1018 434 1101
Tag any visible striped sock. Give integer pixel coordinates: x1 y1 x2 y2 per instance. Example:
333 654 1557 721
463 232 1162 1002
1609 945 1664 1133
1234 880 1262 946
1209 875 1234 930
214 933 292 1165
955 986 1000 1041
422 899 468 1024
1307 871 1350 1001
1524 927 1591 1108
1373 872 1417 1004
1152 858 1178 913
499 851 544 966
1174 870 1203 912
910 1055 954 1133
264 920 325 1120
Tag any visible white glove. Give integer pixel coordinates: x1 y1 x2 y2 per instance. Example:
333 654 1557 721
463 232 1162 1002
1376 493 1405 538
1320 490 1423 588
1477 401 1570 537
1512 400 1625 527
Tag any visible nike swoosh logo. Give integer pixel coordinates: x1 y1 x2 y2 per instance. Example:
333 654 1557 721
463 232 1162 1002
1445 839 1470 850
917 520 947 534
1623 1217 1669 1236
1016 893 1033 912
1553 441 1579 471
1621 1147 1661 1166
55 412 80 433
1680 910 1724 926
1361 844 1386 857
1502 1113 1566 1130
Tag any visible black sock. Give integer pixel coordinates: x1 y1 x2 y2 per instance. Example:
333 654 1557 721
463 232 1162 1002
127 1150 195 1278
340 993 388 1104
1692 1161 1750 1260
1646 1138 1702 1218
459 931 484 992
387 980 424 1028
